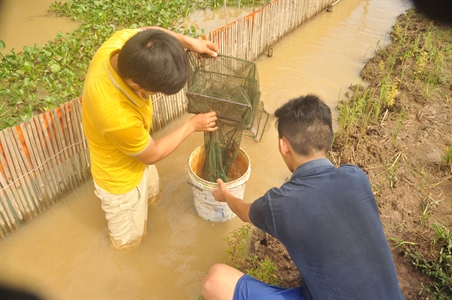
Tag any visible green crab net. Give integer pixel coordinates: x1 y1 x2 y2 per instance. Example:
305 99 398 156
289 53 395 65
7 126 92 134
186 51 260 182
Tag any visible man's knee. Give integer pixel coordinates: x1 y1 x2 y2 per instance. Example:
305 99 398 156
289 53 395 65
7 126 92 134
202 263 242 300
202 264 228 296
202 264 223 287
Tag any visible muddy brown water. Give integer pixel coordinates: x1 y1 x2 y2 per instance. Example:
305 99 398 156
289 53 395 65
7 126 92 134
0 1 410 299
0 0 79 52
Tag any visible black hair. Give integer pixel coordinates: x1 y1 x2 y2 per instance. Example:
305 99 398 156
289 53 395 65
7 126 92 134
274 94 333 156
411 0 452 26
117 29 188 95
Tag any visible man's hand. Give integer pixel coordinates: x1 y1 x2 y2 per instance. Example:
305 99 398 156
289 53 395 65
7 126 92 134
134 111 217 165
212 179 230 202
188 111 218 132
139 26 219 57
189 39 219 57
212 179 251 223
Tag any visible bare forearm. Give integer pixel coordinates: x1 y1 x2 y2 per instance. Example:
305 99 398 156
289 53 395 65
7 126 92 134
225 194 251 223
137 121 194 165
152 122 193 159
135 111 216 165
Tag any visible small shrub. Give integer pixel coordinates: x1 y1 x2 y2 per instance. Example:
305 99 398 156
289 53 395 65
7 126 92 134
224 225 280 285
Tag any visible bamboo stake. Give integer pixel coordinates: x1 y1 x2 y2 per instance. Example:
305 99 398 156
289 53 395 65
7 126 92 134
51 108 75 192
0 130 29 221
36 114 65 199
20 122 52 209
0 188 13 231
0 173 19 230
0 149 19 230
26 118 59 205
10 127 43 214
59 104 77 169
71 97 90 180
3 128 36 217
63 102 82 186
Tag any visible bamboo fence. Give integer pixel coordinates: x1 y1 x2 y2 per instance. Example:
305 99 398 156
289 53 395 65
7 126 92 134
0 97 89 237
0 0 337 237
207 0 335 60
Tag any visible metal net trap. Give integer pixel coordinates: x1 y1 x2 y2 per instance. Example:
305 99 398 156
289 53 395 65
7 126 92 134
186 51 262 182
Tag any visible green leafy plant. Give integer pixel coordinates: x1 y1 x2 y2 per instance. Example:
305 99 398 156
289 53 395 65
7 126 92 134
224 225 280 285
398 224 452 299
224 224 253 268
246 254 280 286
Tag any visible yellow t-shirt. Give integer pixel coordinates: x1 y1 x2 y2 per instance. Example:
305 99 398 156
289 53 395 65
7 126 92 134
82 29 152 194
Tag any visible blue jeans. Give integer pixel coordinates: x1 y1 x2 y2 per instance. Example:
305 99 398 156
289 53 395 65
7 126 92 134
233 274 305 300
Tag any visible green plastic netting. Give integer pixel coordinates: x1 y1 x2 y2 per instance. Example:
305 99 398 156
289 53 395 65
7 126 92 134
186 51 260 182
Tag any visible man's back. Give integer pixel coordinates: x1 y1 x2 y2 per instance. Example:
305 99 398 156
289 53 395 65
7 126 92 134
250 159 404 299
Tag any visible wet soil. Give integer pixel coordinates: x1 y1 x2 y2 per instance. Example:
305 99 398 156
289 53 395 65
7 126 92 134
242 9 452 299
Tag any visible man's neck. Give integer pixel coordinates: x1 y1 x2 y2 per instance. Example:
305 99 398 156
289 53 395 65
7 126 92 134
109 53 144 98
291 153 328 172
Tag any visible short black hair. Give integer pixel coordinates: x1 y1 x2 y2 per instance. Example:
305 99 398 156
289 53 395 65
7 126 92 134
274 94 333 156
117 29 188 95
411 0 452 26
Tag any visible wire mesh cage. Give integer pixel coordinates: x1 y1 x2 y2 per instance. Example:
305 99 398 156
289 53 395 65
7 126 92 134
186 51 261 182
186 51 260 129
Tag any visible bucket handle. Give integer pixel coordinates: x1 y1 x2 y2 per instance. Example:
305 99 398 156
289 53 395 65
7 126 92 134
186 162 212 192
187 180 204 191
185 163 203 190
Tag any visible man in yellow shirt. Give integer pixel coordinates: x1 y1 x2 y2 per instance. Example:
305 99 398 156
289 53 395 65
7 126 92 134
82 27 219 250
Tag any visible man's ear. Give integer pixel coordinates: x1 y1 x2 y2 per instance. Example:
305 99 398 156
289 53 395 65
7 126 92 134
125 79 141 90
279 137 291 156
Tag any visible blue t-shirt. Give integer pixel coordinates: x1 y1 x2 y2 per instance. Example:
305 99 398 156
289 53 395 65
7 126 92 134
249 158 404 300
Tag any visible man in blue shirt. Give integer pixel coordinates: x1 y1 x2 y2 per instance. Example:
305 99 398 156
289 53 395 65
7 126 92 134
202 95 404 300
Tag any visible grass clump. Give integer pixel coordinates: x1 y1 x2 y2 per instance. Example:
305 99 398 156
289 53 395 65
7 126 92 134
395 223 452 299
335 10 451 150
223 224 280 286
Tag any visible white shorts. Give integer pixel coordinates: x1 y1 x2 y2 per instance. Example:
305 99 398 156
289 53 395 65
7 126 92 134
94 165 161 250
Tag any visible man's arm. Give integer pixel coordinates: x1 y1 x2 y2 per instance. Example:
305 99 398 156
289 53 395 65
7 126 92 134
139 26 219 57
212 179 251 223
134 111 217 165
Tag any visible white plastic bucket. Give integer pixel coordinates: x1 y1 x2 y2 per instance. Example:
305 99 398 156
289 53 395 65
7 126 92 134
186 145 251 222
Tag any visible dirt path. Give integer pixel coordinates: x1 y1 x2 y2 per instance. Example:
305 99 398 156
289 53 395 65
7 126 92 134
244 8 452 299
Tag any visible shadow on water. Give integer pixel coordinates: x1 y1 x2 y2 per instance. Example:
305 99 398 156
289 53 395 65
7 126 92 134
0 1 410 299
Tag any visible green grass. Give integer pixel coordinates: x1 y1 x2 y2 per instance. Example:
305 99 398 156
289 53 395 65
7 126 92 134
223 224 280 285
395 223 452 299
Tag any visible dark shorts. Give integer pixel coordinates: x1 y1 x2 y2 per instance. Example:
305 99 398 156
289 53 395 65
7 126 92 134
233 274 305 300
